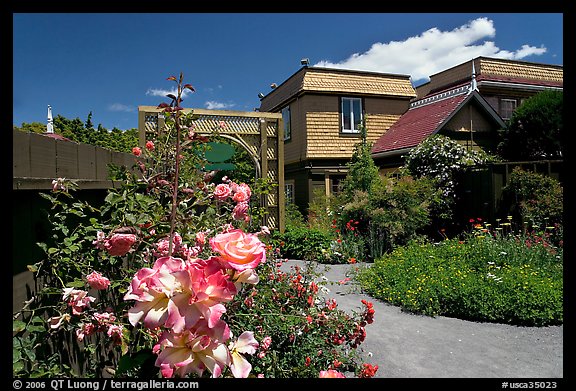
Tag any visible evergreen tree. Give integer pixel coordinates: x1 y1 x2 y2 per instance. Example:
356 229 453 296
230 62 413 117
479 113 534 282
339 123 379 202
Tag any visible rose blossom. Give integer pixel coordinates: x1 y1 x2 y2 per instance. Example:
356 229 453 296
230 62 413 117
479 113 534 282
132 147 142 156
232 189 250 203
47 313 71 329
319 369 346 378
232 202 249 222
213 183 232 201
228 331 259 378
62 288 96 315
145 140 155 151
153 319 231 378
86 271 111 290
104 233 137 256
210 229 266 271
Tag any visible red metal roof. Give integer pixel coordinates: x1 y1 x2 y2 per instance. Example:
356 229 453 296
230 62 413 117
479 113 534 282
371 92 468 155
41 133 73 142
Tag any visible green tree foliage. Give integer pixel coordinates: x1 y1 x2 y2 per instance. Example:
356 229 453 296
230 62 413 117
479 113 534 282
497 90 563 161
502 167 563 230
13 122 47 134
15 113 139 154
339 124 379 202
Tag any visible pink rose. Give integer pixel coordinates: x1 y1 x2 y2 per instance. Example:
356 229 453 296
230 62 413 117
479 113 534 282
145 140 155 151
319 369 346 378
214 183 232 201
210 229 266 271
86 271 111 290
104 233 137 256
232 189 250 203
132 147 142 156
232 202 249 221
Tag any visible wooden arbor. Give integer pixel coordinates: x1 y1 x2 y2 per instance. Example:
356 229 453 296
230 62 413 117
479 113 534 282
138 106 285 233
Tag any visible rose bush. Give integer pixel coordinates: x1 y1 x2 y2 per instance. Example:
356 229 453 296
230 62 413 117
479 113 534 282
13 73 377 379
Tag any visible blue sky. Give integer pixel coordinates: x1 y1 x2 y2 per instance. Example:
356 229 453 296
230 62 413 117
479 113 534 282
13 13 563 131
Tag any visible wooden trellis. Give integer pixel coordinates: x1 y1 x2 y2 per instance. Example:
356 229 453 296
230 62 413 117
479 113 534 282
138 106 285 232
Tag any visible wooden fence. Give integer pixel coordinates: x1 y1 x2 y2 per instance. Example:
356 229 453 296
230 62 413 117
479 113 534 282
13 129 138 190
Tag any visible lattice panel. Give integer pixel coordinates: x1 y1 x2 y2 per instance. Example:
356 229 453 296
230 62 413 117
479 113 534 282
194 115 261 134
139 107 284 232
145 115 158 132
266 123 278 137
267 192 277 206
265 214 277 230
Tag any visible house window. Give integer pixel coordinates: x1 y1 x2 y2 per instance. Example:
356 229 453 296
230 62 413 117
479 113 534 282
500 98 517 120
341 97 363 133
281 105 291 141
284 182 294 204
331 177 343 195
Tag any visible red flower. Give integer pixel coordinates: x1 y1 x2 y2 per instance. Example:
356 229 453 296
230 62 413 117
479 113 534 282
358 363 379 378
132 147 142 156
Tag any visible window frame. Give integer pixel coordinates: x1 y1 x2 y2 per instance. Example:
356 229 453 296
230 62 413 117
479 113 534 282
340 97 364 134
284 181 295 204
281 105 291 141
500 98 518 120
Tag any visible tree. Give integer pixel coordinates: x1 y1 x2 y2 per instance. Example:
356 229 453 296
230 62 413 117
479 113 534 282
339 124 379 202
497 90 563 161
14 122 46 134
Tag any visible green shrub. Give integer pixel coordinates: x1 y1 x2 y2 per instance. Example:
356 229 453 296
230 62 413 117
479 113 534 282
337 174 440 260
356 227 563 326
271 226 338 263
502 167 563 230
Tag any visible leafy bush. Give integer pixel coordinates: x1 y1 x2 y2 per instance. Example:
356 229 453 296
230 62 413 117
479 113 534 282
502 167 563 230
356 224 563 326
497 90 563 160
337 174 441 260
271 226 338 263
403 134 495 221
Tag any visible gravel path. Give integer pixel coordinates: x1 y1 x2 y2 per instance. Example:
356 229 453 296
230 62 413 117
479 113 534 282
280 260 563 379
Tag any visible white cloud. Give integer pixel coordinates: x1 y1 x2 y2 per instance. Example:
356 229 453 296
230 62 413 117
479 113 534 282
314 17 547 82
145 88 192 99
205 101 235 110
108 103 135 112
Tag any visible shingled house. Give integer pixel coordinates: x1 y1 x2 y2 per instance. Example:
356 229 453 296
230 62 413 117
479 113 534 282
258 66 415 213
371 57 563 172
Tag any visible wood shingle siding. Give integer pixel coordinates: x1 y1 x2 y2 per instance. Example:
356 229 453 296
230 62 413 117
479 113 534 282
260 66 415 112
417 57 563 98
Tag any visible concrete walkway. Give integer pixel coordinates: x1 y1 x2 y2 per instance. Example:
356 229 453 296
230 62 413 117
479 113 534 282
280 260 563 379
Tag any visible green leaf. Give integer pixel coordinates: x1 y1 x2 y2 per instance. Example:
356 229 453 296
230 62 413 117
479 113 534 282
26 325 45 333
66 279 86 288
31 316 44 324
27 264 38 272
13 361 25 374
13 348 22 363
13 320 26 333
48 247 59 255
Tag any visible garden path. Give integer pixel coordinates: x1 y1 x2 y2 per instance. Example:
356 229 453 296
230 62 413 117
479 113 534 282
280 260 563 380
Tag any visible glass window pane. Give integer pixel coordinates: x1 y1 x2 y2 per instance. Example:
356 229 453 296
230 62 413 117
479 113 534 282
352 99 362 131
342 99 351 130
282 106 291 140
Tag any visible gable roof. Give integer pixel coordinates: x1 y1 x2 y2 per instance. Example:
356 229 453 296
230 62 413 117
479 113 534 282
371 84 505 158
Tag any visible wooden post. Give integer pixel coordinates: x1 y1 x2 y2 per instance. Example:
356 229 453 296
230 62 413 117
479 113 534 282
277 117 285 233
260 118 269 227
